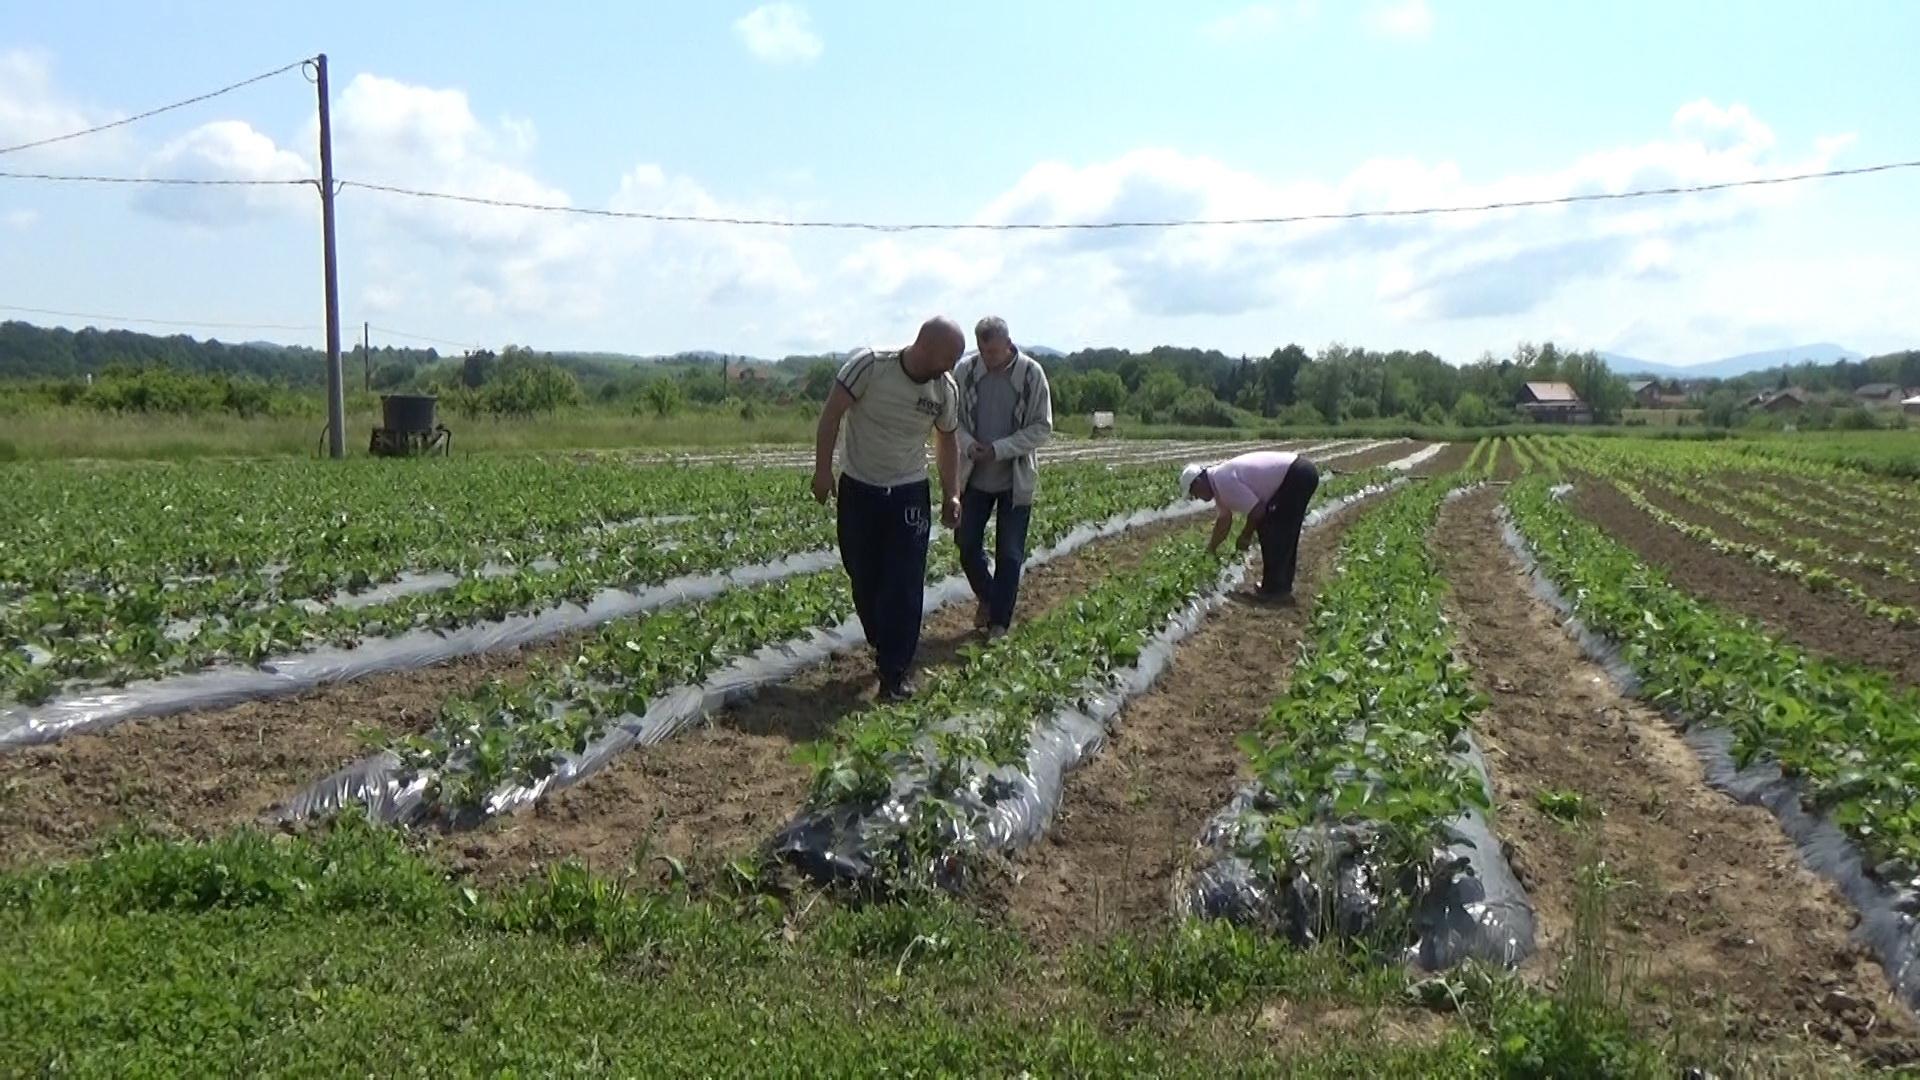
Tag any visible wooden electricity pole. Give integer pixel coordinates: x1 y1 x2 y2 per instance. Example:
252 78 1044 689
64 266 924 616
315 53 346 458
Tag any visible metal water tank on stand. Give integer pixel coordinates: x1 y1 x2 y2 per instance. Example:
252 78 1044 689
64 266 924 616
370 393 452 456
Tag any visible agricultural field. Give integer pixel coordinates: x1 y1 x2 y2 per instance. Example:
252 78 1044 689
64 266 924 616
5 432 1920 1076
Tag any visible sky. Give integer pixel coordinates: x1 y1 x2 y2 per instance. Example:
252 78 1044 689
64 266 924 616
1 1 1916 365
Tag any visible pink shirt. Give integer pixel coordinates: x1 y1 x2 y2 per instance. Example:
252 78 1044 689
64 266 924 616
1209 450 1299 514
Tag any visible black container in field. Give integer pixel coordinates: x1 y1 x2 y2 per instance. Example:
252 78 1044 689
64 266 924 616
380 394 439 433
370 394 450 456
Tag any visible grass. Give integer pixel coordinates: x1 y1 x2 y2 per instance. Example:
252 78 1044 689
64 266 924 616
0 404 816 460
0 818 1862 1077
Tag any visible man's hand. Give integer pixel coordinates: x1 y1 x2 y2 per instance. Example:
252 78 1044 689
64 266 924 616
1236 530 1255 553
941 495 961 529
967 443 995 464
811 468 835 504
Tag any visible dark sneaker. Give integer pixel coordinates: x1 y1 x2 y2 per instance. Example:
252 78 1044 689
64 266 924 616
878 675 917 703
973 601 991 631
1252 589 1297 607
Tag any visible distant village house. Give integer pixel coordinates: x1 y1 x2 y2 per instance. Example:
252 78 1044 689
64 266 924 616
1748 387 1809 412
1517 381 1592 424
1856 383 1906 408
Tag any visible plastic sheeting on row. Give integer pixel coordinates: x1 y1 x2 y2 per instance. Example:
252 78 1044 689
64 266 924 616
1386 443 1446 472
768 484 1394 890
1179 733 1535 970
1177 483 1534 972
1497 506 1920 1010
275 496 1222 828
0 547 841 750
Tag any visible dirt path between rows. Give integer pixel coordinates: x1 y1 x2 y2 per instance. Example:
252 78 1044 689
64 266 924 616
434 516 1202 887
0 641 536 870
1436 487 1919 1067
1570 481 1920 690
993 493 1379 952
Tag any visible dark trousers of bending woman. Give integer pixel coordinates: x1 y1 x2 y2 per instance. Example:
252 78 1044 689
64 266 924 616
1254 457 1319 596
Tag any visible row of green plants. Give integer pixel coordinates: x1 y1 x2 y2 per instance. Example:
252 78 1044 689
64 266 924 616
0 457 794 596
2 512 838 706
1 460 1194 706
1556 437 1920 568
1222 477 1492 929
1544 439 1918 619
797 474 1383 882
369 468 1209 818
1506 475 1920 872
1684 475 1920 584
1596 472 1919 629
1747 476 1920 552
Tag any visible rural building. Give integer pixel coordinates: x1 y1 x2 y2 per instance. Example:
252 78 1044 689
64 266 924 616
1855 383 1904 407
1749 387 1809 412
1905 393 1920 418
723 360 773 385
1516 381 1592 424
1629 379 1689 409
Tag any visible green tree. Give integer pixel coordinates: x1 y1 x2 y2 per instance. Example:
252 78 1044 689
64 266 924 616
1079 370 1128 412
642 378 682 418
802 361 838 402
1132 370 1185 420
1049 372 1082 415
1451 391 1493 428
460 350 496 389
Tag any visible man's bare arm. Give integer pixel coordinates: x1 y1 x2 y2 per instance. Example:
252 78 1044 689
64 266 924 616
812 384 855 501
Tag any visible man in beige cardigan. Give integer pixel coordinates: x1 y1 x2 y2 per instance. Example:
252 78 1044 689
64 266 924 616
953 316 1054 638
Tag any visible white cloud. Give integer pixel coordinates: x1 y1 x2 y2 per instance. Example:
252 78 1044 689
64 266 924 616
2 208 37 230
1369 0 1433 38
328 74 606 319
1199 2 1317 43
134 120 311 225
734 4 823 65
955 99 1848 336
0 49 129 164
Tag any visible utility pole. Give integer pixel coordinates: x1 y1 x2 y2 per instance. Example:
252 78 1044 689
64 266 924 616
315 53 346 459
362 320 370 392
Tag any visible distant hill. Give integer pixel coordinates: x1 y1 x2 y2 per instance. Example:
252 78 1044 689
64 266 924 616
1601 343 1862 380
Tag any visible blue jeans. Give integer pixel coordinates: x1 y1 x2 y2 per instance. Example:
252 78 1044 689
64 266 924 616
837 474 931 685
956 487 1032 629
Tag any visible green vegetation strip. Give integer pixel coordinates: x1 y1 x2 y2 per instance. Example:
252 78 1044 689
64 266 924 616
1507 476 1920 870
0 820 1684 1077
1224 477 1491 911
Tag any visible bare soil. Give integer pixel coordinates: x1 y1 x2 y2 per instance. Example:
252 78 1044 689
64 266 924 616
1436 487 1919 1067
0 644 536 869
431 517 1198 886
1417 440 1476 476
995 494 1376 952
1570 481 1920 690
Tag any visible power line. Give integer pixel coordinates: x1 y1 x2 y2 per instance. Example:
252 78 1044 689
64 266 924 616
0 304 320 333
368 324 484 350
0 169 312 187
0 58 312 157
339 157 1920 232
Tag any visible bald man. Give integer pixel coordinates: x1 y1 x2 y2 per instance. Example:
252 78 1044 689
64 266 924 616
812 317 964 702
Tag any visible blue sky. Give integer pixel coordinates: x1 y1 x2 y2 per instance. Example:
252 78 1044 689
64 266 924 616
2 1 1916 363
